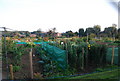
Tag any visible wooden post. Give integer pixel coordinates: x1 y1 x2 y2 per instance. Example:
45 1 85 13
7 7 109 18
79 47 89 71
86 47 88 68
111 47 115 65
9 64 14 80
81 48 84 70
29 48 33 79
66 43 68 66
87 33 88 42
51 61 53 71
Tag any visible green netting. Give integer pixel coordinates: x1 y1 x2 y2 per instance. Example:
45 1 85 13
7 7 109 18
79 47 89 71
106 47 118 64
16 42 67 69
41 42 67 69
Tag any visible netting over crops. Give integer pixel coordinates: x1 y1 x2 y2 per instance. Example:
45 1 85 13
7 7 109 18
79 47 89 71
16 42 67 69
40 42 67 69
106 47 118 64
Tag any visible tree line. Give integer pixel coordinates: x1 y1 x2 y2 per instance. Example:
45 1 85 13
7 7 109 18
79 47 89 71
2 24 120 39
62 24 120 39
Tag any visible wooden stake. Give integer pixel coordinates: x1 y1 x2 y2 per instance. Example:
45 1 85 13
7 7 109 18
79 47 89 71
9 64 14 80
111 47 115 65
81 48 84 70
86 47 88 68
29 48 33 79
66 43 68 66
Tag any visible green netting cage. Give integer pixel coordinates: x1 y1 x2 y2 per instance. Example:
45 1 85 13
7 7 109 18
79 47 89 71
106 47 118 65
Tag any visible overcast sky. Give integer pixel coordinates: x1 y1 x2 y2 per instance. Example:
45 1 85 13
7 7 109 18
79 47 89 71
0 0 118 33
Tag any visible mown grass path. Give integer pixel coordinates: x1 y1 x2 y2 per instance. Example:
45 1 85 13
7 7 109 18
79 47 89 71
66 69 120 79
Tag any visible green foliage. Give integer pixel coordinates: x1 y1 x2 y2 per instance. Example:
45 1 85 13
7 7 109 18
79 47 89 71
102 37 113 42
79 28 84 37
82 37 90 42
13 65 21 72
2 39 27 65
35 45 65 77
108 43 118 46
33 38 43 42
49 39 108 72
95 68 104 72
105 64 118 69
114 40 120 43
67 69 120 79
95 65 119 72
62 30 75 37
75 38 84 43
104 26 117 37
34 72 44 79
88 44 107 66
12 45 26 65
26 42 36 48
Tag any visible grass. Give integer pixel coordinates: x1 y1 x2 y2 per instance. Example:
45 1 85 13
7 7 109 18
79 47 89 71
66 69 120 79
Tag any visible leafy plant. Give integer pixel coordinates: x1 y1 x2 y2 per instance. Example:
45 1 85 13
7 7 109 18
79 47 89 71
13 65 21 72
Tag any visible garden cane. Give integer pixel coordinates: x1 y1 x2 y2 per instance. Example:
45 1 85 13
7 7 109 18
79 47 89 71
29 48 33 79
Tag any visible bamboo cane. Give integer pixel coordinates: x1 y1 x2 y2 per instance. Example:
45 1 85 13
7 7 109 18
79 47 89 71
81 48 84 70
9 64 14 80
29 48 33 79
86 46 88 68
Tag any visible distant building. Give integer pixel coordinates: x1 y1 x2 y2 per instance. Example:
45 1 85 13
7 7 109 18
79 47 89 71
40 31 47 37
30 34 36 37
19 34 26 38
56 33 61 37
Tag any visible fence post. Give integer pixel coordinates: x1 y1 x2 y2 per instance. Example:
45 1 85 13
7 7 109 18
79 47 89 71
86 47 88 68
119 46 120 66
29 48 33 79
9 64 14 80
66 42 68 66
111 47 114 65
81 48 84 70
